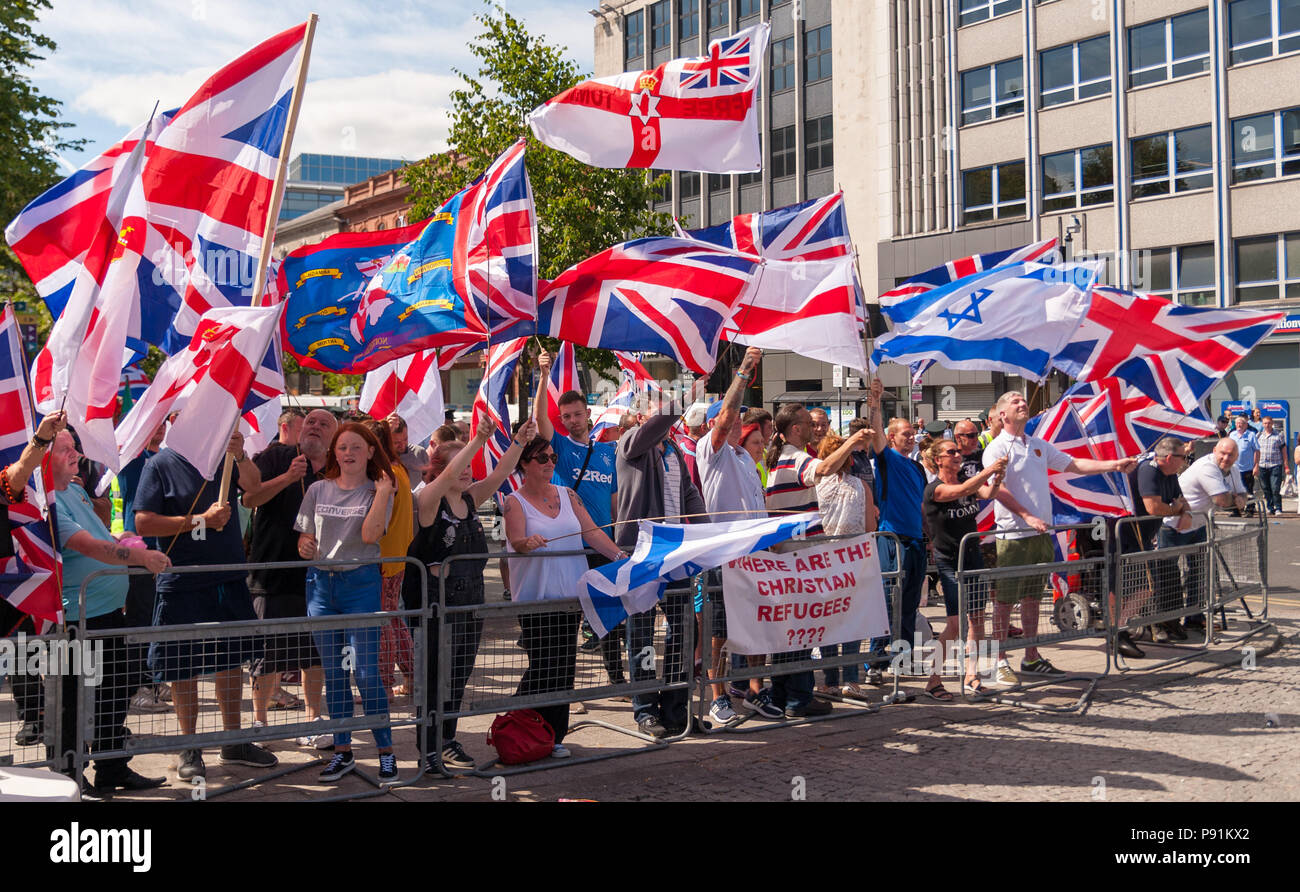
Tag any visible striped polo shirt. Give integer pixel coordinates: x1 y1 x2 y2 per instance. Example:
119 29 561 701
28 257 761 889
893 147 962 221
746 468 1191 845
766 443 823 533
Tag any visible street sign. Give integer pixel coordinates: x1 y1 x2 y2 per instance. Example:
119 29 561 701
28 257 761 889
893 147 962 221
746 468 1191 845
910 386 923 402
831 364 843 388
846 376 861 389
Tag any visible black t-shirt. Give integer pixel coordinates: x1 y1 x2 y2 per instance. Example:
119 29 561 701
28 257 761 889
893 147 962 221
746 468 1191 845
405 493 489 608
959 447 984 483
924 479 981 561
247 443 326 596
134 448 245 591
1133 459 1181 547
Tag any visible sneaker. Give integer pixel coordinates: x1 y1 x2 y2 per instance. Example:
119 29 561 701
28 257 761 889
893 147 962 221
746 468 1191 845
378 752 398 782
296 718 333 749
708 695 740 726
502 587 512 602
157 683 173 702
1150 624 1170 644
220 742 279 768
840 682 869 701
784 698 833 718
1020 657 1066 677
993 660 1019 686
1008 625 1025 638
319 750 355 782
129 686 170 714
176 749 206 780
637 716 668 739
726 682 748 700
813 684 837 696
739 688 783 720
14 720 41 746
551 744 572 758
440 740 476 770
865 666 884 686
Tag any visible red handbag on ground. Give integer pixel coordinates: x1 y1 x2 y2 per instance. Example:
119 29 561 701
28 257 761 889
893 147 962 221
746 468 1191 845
487 710 555 764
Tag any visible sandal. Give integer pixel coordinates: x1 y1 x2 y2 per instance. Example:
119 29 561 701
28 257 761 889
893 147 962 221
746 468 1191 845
269 690 304 710
962 679 989 697
924 683 954 702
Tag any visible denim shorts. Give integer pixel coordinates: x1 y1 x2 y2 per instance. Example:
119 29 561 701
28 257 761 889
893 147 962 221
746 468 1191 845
935 548 986 617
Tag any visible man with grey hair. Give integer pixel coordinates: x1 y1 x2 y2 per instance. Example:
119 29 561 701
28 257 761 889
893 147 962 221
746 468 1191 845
1135 437 1192 644
1256 415 1289 515
983 391 1137 684
387 413 426 488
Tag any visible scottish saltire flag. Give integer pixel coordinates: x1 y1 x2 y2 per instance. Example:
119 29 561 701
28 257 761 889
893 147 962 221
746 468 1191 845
0 306 62 625
879 238 1060 306
1051 286 1284 416
724 255 867 370
871 261 1098 380
1027 396 1133 522
115 305 282 478
284 140 537 373
1061 376 1217 457
579 512 816 638
529 24 768 173
470 338 528 497
545 341 581 435
358 349 445 448
538 237 759 374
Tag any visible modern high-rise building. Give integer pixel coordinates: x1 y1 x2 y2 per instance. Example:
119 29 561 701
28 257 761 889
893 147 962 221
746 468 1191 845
280 153 407 221
592 0 1300 428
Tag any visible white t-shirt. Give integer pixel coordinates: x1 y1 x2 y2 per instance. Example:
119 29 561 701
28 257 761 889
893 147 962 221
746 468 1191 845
696 430 766 521
815 473 866 536
1175 454 1246 532
982 429 1072 539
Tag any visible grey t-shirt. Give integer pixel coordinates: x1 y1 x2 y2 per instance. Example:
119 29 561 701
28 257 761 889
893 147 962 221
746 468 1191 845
295 478 391 564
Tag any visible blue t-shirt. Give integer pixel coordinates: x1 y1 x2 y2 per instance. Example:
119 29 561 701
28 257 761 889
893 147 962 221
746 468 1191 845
873 446 926 540
116 449 156 534
133 448 245 591
56 483 129 621
1230 429 1259 471
550 432 618 531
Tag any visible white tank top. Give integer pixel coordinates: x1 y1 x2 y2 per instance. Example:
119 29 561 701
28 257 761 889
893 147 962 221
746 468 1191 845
506 487 590 602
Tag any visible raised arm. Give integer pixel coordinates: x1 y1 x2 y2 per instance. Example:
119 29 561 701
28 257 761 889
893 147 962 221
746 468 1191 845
711 347 760 452
815 429 873 478
533 350 557 442
4 411 66 494
468 419 537 507
932 457 1008 502
867 378 887 455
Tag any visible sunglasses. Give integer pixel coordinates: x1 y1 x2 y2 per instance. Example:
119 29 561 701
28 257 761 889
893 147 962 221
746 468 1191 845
527 452 557 465
938 449 960 457
955 432 976 439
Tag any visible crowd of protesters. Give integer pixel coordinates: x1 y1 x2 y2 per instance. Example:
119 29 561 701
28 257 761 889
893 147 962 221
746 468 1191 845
0 353 1280 792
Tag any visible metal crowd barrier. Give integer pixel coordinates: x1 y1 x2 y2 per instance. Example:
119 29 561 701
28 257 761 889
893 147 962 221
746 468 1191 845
956 523 1112 714
0 625 65 772
1206 504 1271 643
70 556 427 802
691 531 906 734
426 549 696 778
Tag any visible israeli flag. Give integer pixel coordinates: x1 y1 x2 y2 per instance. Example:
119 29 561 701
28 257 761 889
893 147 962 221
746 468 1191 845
579 512 818 638
870 261 1100 381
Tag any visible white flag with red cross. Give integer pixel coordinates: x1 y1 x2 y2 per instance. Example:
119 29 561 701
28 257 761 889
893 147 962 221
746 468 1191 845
528 23 769 173
359 348 445 447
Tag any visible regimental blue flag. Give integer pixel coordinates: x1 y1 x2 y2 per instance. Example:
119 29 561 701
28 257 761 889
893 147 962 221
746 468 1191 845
578 512 817 638
870 261 1099 380
281 140 537 374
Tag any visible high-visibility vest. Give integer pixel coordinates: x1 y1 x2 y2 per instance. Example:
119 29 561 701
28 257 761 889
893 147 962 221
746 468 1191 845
109 475 124 535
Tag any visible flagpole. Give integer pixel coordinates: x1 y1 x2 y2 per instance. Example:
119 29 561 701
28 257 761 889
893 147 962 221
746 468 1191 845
214 13 316 503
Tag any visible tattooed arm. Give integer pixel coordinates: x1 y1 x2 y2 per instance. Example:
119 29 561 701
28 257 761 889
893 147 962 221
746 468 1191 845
64 532 172 574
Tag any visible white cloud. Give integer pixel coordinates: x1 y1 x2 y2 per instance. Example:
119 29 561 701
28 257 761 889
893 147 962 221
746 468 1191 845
293 70 455 160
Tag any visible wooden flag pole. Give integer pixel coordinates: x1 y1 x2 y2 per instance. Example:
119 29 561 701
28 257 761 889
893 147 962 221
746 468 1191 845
218 13 317 504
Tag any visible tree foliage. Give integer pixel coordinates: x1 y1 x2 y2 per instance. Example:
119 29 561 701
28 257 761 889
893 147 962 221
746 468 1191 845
404 3 673 384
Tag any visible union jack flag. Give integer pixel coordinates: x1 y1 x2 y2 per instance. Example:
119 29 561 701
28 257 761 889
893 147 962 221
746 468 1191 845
1060 376 1218 458
683 192 855 262
0 305 62 625
678 30 757 91
471 338 527 498
1027 394 1133 522
879 238 1059 306
590 352 663 442
1051 286 1283 416
538 237 760 374
545 341 581 435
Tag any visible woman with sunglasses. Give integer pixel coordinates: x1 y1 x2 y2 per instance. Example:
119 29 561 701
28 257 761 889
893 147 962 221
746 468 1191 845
922 438 1009 699
503 437 626 758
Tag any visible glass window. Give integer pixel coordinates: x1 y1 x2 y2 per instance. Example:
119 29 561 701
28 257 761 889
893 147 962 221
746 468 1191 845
680 171 700 200
771 36 795 92
1235 234 1282 301
1042 144 1113 211
1179 243 1217 305
961 58 1023 124
651 1 671 51
771 125 796 179
650 169 672 203
805 115 833 172
739 0 759 19
806 25 832 83
1129 10 1210 87
962 160 1025 224
1229 0 1300 64
959 0 1022 27
680 0 699 40
625 10 645 61
738 169 761 187
708 173 729 193
707 0 728 30
1040 36 1111 107
1131 125 1213 197
1231 107 1300 183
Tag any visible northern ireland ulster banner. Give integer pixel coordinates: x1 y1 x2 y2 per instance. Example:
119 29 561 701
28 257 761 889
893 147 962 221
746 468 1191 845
528 23 769 173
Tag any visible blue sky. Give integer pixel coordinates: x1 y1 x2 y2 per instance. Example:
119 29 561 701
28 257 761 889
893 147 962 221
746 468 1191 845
32 0 596 171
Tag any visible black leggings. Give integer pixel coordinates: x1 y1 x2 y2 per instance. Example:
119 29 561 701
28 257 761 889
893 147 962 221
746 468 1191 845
425 575 485 748
516 611 578 744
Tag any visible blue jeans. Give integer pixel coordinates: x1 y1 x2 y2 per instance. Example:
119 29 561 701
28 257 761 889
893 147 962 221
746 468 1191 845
820 641 861 687
626 586 691 727
1155 525 1208 616
1259 465 1284 513
870 535 925 659
307 565 392 749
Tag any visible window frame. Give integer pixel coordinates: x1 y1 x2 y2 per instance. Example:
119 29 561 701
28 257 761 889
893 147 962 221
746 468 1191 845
1133 243 1217 305
958 0 1023 28
1039 35 1111 108
1234 231 1300 302
1041 143 1114 212
1228 0 1300 65
624 9 645 62
771 36 796 93
680 171 701 201
738 0 759 19
1127 9 1211 87
1129 124 1214 198
1230 106 1300 183
707 0 728 31
960 57 1024 125
771 125 797 180
961 160 1027 224
805 115 834 173
805 24 832 84
650 1 671 52
679 0 699 41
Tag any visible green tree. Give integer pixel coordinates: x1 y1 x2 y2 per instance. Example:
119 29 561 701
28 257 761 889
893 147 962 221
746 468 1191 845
0 0 84 278
404 2 673 387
